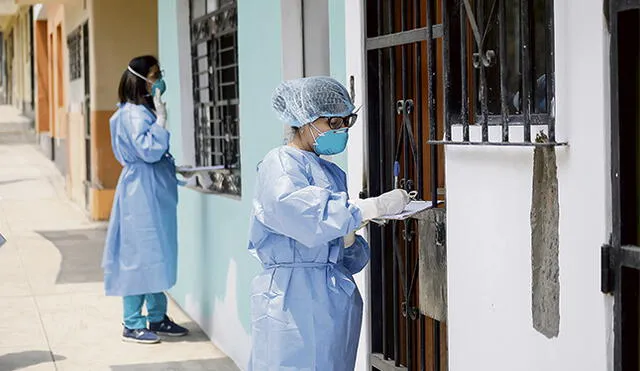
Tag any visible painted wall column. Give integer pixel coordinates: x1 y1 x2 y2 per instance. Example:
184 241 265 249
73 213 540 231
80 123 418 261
87 0 158 220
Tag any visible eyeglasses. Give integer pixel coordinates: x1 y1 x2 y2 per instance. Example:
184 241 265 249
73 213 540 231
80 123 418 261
326 114 358 130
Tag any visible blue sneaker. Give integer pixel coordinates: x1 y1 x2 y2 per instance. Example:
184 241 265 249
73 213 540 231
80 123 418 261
122 327 161 344
148 315 189 337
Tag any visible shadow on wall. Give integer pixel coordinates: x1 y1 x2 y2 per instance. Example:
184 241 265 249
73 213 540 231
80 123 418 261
36 228 107 284
110 357 240 371
0 350 66 371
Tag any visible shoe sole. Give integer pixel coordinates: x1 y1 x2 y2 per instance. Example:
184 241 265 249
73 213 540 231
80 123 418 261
121 336 161 344
155 331 189 337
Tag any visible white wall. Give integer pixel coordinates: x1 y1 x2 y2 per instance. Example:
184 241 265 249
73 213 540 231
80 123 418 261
445 0 613 370
345 0 369 370
344 0 615 370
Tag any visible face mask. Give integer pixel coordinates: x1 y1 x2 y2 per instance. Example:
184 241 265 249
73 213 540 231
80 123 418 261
127 66 166 96
309 124 349 155
151 79 166 96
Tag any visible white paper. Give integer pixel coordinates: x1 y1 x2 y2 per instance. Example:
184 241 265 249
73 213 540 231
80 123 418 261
372 200 440 223
176 165 226 174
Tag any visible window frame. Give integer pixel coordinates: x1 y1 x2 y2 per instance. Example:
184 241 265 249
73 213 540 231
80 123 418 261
67 27 82 82
188 0 241 196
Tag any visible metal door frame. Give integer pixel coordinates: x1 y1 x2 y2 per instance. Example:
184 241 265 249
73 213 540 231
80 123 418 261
364 1 443 370
601 1 640 370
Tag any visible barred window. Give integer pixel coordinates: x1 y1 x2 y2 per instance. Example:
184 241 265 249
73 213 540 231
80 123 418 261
443 0 560 145
189 0 241 196
67 27 81 81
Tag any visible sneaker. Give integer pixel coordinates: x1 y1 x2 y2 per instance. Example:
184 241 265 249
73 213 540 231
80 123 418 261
148 315 189 337
122 327 161 344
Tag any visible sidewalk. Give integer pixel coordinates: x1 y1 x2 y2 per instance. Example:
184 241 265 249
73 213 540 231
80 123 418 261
0 106 239 371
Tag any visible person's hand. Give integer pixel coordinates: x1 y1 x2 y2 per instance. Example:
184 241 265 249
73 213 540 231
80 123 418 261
376 189 410 215
153 88 167 128
350 189 410 221
344 232 356 248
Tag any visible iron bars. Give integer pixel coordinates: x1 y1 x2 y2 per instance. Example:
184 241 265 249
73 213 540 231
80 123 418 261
189 0 241 196
424 0 565 147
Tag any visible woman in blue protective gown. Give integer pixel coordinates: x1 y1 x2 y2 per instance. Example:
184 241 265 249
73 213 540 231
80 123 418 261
103 55 188 344
248 76 411 370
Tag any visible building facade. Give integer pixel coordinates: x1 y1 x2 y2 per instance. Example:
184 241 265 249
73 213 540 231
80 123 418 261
3 0 628 369
158 0 353 368
28 0 157 221
161 0 640 370
0 1 34 122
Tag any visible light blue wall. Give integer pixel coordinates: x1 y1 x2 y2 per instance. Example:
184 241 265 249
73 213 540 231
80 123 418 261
158 0 283 334
157 0 348 355
157 1 184 163
329 0 348 171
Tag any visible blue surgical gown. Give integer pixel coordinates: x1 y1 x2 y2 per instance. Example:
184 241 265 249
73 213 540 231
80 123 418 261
248 146 370 371
102 102 178 297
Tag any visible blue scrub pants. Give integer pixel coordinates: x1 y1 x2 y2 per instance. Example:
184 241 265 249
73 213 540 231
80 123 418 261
123 292 167 329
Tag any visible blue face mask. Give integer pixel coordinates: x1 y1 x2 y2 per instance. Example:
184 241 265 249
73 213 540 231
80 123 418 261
127 65 166 96
309 124 349 155
151 78 166 96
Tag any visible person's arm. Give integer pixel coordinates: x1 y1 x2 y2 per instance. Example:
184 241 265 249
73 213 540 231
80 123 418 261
126 107 170 163
254 154 363 247
342 234 370 275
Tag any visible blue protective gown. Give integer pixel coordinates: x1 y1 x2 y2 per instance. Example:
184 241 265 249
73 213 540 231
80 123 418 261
248 146 370 371
102 102 178 297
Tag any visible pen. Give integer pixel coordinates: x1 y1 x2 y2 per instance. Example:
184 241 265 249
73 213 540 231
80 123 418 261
394 161 400 189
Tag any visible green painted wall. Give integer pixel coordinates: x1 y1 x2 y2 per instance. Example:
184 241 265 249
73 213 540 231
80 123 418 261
329 0 348 170
158 0 283 337
157 0 348 365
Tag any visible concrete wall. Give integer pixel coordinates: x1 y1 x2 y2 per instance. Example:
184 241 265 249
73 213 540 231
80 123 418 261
3 6 33 117
63 0 88 209
444 0 613 370
344 1 369 368
87 0 157 220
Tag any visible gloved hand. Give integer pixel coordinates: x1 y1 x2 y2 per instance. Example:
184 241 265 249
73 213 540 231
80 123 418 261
350 189 410 221
153 88 167 128
344 232 356 248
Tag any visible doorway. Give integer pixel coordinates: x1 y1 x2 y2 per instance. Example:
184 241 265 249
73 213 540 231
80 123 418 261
365 1 447 370
82 21 91 210
605 3 640 371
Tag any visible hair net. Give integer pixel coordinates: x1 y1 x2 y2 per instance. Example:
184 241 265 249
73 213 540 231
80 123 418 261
272 76 355 127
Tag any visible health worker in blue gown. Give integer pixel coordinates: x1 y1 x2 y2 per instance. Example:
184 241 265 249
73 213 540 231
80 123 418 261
103 55 188 344
248 76 411 370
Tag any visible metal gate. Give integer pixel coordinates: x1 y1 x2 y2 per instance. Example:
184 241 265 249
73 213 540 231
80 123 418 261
364 0 560 369
602 1 640 370
365 1 446 369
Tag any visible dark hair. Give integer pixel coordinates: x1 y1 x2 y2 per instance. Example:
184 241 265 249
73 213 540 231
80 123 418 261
118 55 158 108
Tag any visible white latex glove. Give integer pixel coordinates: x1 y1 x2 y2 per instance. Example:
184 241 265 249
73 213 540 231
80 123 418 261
153 88 167 128
344 232 356 248
351 189 410 221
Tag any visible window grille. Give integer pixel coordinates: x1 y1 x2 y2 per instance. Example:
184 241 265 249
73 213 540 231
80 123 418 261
67 28 81 81
433 0 564 146
189 0 240 196
366 0 563 146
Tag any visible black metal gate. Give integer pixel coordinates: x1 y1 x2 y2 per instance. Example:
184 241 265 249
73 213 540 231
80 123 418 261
602 1 640 370
365 1 446 370
364 0 559 369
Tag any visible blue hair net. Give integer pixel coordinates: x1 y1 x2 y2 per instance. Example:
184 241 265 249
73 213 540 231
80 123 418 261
272 76 355 127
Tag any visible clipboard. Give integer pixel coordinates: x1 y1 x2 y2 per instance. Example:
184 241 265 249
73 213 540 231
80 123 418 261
370 200 443 225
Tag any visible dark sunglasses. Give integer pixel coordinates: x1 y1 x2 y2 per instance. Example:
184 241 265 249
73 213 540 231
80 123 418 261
326 114 358 130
